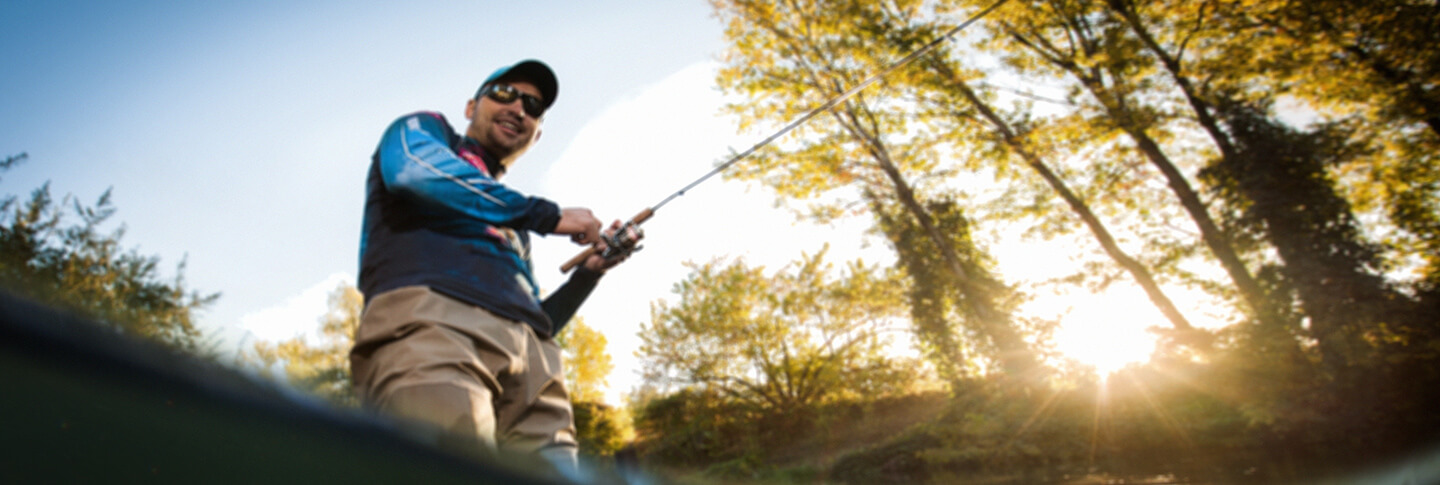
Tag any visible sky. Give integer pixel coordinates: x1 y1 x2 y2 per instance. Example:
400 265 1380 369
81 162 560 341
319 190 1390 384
2 1 1181 404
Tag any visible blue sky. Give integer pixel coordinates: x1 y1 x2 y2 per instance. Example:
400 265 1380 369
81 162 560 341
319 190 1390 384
3 1 1180 402
0 1 726 328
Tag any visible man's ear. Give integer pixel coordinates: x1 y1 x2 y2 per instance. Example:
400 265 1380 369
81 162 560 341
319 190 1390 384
464 98 477 121
533 127 543 144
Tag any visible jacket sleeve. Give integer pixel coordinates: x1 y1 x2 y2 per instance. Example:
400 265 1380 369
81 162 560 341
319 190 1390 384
541 266 604 334
375 113 561 233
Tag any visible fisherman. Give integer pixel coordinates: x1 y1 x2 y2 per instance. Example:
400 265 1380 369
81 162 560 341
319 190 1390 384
349 59 637 477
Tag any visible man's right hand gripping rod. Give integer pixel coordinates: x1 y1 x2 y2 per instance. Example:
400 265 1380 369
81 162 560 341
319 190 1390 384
559 207 653 273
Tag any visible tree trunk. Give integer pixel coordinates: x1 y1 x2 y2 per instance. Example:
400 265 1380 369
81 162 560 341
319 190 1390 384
1108 0 1289 327
1006 26 1272 326
927 58 1197 333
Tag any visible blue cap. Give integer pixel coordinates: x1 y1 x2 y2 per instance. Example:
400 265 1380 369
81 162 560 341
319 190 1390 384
477 59 558 110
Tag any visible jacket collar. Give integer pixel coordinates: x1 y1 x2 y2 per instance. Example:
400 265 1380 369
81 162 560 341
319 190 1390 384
456 137 506 178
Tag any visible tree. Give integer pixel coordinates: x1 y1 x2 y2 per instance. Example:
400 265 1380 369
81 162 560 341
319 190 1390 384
1159 0 1440 295
903 4 1201 335
1240 0 1440 138
556 317 632 457
972 0 1275 322
571 401 629 458
1079 0 1436 371
1203 105 1403 368
555 316 614 404
632 386 742 467
713 0 1042 379
690 1 1440 478
0 153 217 354
249 282 361 407
639 248 910 415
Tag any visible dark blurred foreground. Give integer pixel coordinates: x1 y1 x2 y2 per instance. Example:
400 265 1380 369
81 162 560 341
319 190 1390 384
5 285 1439 484
0 289 615 484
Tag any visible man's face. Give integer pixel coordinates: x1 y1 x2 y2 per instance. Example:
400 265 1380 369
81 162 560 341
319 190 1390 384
465 79 544 166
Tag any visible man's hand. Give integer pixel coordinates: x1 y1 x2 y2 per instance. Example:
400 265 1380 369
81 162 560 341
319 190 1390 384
555 207 603 245
582 219 644 273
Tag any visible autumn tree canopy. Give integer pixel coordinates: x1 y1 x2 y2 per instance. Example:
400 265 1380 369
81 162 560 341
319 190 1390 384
624 0 1440 481
0 153 217 354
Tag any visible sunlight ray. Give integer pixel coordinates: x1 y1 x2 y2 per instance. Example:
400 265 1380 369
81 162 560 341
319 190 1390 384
1122 372 1197 450
1010 385 1066 441
1090 381 1107 466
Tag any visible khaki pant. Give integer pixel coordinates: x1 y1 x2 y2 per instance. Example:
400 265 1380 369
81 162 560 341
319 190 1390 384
350 286 577 462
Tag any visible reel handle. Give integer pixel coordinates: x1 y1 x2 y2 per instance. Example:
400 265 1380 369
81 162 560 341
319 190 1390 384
559 207 654 273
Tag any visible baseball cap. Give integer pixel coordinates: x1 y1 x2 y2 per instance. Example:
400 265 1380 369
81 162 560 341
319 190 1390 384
477 59 559 110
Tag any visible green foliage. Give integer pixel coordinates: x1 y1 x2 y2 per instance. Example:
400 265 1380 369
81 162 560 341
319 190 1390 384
1200 102 1418 371
822 333 1440 484
633 386 950 481
247 282 361 407
640 248 913 414
0 153 217 354
830 427 942 484
634 250 935 473
633 387 748 468
713 0 1047 384
572 401 630 457
827 371 1246 483
874 195 1001 382
683 0 1440 481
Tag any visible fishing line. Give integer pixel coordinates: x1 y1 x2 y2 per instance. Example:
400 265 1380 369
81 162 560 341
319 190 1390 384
654 0 1011 212
562 0 1012 272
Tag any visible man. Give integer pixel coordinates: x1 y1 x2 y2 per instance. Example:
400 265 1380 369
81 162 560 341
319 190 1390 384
350 59 634 477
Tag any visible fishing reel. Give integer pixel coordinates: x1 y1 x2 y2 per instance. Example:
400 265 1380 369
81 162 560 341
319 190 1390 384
560 208 653 273
598 221 644 262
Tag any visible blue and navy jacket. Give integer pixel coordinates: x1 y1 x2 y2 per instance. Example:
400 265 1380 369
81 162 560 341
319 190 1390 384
359 112 598 338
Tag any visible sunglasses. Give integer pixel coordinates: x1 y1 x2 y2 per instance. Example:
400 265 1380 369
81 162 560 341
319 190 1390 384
479 83 547 118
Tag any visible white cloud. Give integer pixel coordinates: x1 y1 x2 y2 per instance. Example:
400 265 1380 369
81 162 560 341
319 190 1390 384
238 272 354 345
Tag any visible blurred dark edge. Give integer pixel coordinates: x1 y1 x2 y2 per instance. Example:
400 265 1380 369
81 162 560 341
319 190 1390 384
5 284 1436 484
0 289 563 484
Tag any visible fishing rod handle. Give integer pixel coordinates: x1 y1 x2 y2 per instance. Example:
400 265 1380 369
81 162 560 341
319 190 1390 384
559 247 600 274
559 207 654 273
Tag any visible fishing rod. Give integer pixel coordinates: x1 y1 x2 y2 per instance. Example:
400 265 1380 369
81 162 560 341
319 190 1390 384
561 0 1012 273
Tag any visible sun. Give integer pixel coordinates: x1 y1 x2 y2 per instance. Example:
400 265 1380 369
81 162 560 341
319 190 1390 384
1048 289 1161 377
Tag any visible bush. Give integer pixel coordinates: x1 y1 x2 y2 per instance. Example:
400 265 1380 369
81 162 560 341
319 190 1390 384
573 400 631 457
